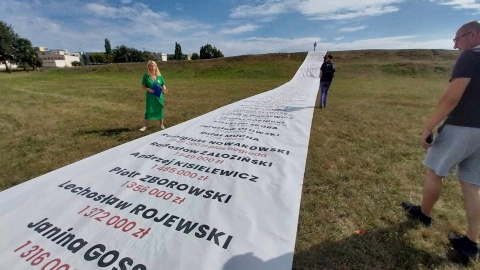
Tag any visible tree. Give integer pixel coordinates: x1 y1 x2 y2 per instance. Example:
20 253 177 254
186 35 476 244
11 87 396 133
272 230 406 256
212 46 224 58
199 44 224 59
174 42 183 60
89 53 108 64
82 53 89 65
142 50 156 62
111 45 150 63
14 38 38 71
0 21 19 72
112 45 129 63
104 38 112 55
191 53 199 60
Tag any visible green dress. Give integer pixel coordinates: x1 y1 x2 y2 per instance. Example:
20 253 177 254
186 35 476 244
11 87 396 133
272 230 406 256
142 73 166 120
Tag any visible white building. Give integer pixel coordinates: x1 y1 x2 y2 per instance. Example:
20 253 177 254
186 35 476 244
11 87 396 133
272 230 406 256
35 47 80 68
155 52 167 62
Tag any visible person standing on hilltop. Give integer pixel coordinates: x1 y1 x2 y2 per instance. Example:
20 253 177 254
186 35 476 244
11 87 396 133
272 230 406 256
401 20 480 261
318 54 335 108
139 60 170 131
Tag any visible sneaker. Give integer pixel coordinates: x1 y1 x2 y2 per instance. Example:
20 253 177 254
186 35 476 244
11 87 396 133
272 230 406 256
160 125 165 130
401 202 432 227
449 234 479 260
139 126 147 131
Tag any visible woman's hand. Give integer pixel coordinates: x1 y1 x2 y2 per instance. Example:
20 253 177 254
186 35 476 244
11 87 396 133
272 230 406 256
163 87 169 93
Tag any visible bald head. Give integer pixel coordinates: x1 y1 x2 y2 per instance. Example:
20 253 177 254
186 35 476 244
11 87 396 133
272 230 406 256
459 20 480 33
454 21 480 52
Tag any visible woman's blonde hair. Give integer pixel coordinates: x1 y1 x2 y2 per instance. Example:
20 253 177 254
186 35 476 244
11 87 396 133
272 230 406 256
147 60 161 76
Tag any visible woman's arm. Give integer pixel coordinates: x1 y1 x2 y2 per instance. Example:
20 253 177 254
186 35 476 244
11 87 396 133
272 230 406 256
142 84 153 93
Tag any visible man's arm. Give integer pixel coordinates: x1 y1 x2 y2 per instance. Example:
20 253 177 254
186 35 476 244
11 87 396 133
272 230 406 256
421 77 471 148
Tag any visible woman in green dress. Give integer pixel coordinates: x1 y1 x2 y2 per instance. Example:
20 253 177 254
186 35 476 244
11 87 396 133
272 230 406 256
139 60 169 131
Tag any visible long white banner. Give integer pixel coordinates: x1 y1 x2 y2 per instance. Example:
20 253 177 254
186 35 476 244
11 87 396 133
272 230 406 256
0 51 325 270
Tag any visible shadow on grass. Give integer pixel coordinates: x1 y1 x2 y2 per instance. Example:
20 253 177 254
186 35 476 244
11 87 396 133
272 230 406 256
291 221 448 270
76 128 132 137
222 221 456 270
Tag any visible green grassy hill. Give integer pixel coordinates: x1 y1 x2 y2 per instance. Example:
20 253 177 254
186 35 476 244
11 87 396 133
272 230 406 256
48 49 459 79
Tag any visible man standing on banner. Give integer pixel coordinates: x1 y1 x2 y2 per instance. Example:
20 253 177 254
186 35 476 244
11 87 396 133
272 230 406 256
318 54 335 108
402 20 480 261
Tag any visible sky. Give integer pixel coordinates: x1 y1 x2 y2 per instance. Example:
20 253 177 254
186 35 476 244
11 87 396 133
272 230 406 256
1 0 480 57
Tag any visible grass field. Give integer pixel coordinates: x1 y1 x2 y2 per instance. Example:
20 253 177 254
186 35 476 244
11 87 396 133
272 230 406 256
1 49 476 269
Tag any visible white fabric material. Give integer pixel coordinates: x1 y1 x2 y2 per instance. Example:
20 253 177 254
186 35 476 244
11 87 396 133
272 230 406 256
0 51 325 270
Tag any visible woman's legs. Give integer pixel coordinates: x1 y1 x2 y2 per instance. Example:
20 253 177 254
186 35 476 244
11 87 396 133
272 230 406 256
141 120 165 131
140 120 149 131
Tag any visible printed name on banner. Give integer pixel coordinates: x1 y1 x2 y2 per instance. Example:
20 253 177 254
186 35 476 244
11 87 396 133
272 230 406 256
204 141 291 155
58 180 133 210
168 161 259 182
128 204 234 250
149 143 273 167
214 117 286 126
25 218 148 269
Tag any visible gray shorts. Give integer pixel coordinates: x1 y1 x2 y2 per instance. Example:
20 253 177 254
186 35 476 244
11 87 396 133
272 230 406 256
424 124 480 185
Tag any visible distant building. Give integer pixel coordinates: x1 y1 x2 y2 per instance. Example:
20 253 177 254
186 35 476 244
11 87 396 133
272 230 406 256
154 52 167 62
35 48 80 68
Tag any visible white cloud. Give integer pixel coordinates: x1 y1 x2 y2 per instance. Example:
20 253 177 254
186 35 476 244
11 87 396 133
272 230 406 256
328 36 453 51
85 3 150 19
433 0 480 11
230 1 288 18
230 0 404 20
220 24 259 35
339 26 368 32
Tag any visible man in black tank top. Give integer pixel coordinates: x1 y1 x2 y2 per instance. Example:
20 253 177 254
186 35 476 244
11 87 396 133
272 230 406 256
402 20 480 261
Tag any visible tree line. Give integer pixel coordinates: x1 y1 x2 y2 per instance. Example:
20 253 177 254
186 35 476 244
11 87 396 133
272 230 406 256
0 20 225 71
88 40 224 64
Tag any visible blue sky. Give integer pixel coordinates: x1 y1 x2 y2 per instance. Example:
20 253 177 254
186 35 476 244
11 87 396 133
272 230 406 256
1 0 479 56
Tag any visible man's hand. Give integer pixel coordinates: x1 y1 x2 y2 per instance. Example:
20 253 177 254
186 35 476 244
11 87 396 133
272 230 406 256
421 129 433 150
